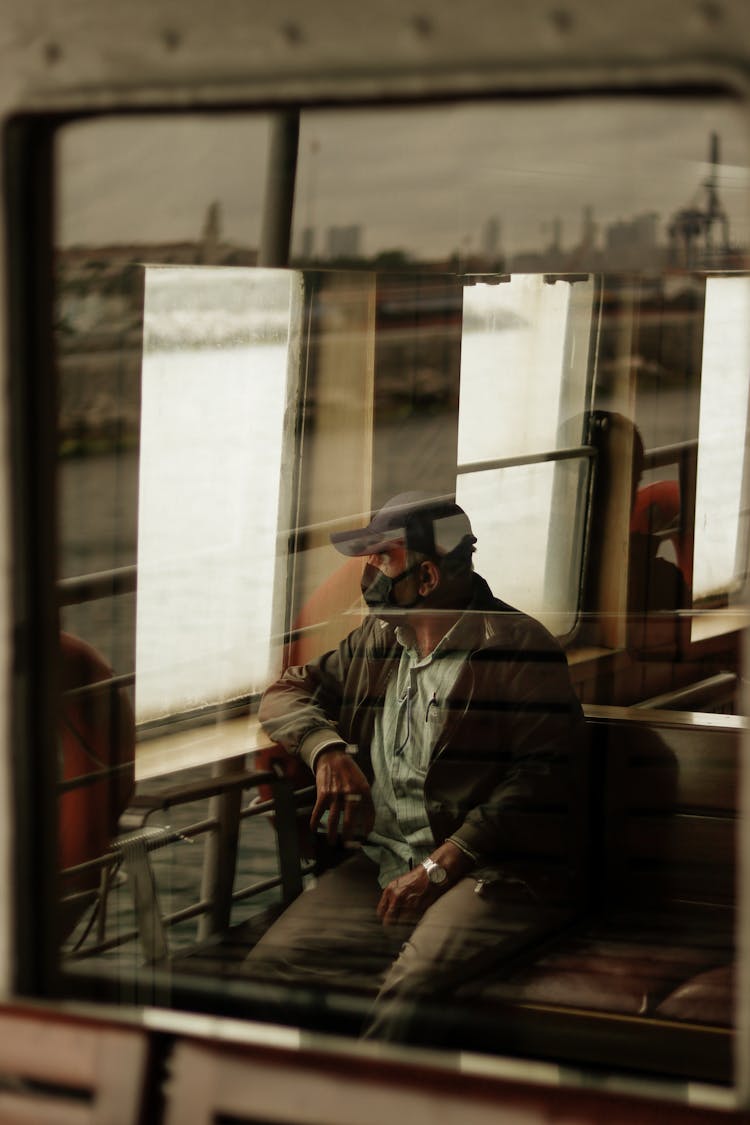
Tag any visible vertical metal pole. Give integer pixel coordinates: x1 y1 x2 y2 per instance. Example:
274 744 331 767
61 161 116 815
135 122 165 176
256 109 304 908
258 111 300 268
196 112 300 943
197 760 244 942
6 118 61 998
736 626 750 1106
271 774 304 905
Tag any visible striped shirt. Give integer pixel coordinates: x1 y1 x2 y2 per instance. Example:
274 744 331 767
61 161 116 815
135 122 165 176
362 620 466 888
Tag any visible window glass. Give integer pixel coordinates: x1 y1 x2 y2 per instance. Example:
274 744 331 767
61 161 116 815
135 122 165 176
58 116 271 250
292 102 750 273
693 274 750 599
136 266 300 723
45 97 750 1095
457 276 593 627
56 113 272 684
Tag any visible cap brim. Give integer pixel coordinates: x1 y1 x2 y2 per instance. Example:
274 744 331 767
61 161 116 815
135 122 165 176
329 526 405 556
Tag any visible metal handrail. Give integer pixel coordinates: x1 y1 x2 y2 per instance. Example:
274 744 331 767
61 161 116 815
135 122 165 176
65 869 314 960
643 438 698 470
60 770 288 879
61 767 314 961
62 672 135 699
58 564 137 606
457 443 596 477
54 438 698 613
633 672 737 712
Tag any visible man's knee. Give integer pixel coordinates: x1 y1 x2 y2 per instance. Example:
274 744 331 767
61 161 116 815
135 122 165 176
244 853 392 985
377 875 564 998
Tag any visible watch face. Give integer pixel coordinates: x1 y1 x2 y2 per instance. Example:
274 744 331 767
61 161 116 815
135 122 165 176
425 859 447 884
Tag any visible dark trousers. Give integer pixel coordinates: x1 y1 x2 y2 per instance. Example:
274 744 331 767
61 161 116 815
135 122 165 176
245 851 568 1042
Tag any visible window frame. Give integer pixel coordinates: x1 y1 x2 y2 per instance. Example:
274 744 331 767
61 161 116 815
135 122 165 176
8 94 750 1109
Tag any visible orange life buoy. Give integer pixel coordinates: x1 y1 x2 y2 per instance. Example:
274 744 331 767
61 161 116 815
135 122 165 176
630 480 689 580
59 633 135 914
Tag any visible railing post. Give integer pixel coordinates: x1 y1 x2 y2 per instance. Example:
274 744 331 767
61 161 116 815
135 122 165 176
119 833 169 963
197 758 244 942
270 772 304 905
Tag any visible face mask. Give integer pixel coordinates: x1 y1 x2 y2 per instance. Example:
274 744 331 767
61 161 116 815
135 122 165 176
360 561 423 611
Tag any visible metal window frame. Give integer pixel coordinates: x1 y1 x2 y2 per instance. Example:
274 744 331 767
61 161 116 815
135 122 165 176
7 89 750 1108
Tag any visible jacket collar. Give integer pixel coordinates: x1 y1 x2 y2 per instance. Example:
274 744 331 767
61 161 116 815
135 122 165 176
371 572 516 655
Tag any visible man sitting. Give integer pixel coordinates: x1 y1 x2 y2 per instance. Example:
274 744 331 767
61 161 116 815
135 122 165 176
246 492 586 1041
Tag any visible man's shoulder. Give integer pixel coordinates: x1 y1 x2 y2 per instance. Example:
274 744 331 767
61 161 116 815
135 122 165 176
343 614 398 653
471 575 565 658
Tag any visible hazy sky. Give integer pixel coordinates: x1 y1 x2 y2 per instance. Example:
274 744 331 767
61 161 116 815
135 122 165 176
56 96 750 259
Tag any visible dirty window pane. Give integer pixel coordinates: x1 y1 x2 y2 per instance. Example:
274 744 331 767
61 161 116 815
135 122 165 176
693 274 750 599
48 97 750 1095
136 267 300 723
457 276 593 629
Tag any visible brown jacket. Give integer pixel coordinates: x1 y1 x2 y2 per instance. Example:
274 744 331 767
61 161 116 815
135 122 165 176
259 574 587 883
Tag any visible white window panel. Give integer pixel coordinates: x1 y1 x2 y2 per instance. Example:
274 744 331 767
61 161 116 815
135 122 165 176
694 275 750 602
457 275 593 630
135 267 300 723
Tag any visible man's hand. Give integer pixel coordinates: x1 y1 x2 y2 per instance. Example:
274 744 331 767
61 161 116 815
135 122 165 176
376 865 440 927
377 840 474 926
310 749 375 844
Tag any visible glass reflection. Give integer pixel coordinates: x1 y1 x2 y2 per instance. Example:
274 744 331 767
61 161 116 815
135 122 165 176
136 267 299 722
52 96 749 1083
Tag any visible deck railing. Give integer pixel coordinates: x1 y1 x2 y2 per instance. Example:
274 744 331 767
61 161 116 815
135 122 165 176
61 762 315 963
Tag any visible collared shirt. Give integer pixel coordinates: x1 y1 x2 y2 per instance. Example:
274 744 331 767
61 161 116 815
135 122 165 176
362 618 467 888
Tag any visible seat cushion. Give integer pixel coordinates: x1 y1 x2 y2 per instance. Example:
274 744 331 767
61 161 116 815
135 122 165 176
654 963 734 1026
481 936 720 1015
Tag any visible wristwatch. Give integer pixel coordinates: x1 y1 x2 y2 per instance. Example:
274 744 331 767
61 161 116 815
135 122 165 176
421 856 448 884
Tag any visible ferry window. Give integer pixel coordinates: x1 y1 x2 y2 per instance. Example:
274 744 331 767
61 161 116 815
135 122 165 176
693 274 750 603
292 100 750 273
56 113 272 683
57 116 272 251
136 266 300 725
31 92 750 1100
55 109 275 751
456 275 594 632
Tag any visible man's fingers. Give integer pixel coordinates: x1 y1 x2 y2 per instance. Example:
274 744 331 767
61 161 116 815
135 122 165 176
310 750 374 842
376 888 391 923
309 790 358 841
377 869 436 927
343 790 375 841
378 885 406 926
309 792 342 840
326 794 343 842
309 790 327 834
342 792 362 839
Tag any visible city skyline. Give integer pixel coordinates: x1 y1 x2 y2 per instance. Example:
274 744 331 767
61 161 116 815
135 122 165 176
56 189 740 276
57 97 750 263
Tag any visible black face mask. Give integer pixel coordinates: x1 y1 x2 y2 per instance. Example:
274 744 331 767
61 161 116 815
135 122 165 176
360 561 423 611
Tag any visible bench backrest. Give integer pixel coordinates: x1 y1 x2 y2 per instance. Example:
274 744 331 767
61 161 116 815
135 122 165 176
584 706 741 907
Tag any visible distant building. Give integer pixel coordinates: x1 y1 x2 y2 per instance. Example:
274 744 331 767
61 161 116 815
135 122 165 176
578 205 597 255
548 217 563 256
604 212 660 268
482 216 501 259
299 227 315 259
326 224 362 259
199 201 223 264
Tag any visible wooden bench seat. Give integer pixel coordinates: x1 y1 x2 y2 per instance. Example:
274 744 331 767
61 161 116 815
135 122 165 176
478 907 733 1019
174 705 742 1081
455 707 742 1078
